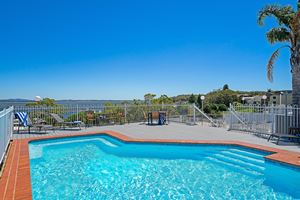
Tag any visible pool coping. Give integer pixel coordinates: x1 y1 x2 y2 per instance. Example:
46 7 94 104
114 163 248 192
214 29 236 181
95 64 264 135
0 130 300 200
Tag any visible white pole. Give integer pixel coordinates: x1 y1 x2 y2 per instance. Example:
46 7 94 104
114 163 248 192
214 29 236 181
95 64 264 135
193 103 196 125
279 93 282 105
76 104 79 121
284 92 288 134
124 104 127 124
200 96 205 126
229 104 232 130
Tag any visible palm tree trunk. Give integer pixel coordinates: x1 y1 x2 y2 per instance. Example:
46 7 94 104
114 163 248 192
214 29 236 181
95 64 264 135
292 68 300 105
291 46 300 106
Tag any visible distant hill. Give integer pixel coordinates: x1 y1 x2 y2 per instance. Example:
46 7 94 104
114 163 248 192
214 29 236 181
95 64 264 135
0 99 32 102
0 89 290 109
56 100 127 105
0 99 129 109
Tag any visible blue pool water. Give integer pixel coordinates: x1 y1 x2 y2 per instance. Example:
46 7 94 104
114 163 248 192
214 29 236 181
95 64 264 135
29 135 300 200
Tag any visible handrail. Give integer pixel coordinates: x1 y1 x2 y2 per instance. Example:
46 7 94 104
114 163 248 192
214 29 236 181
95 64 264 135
0 106 14 118
193 105 218 127
228 105 247 125
228 104 254 131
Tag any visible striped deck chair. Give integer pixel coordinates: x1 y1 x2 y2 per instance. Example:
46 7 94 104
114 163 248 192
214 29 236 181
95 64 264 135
15 112 29 131
15 112 53 133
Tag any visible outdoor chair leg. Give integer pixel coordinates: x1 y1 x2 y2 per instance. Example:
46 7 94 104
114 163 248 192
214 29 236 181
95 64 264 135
267 135 272 142
276 136 280 145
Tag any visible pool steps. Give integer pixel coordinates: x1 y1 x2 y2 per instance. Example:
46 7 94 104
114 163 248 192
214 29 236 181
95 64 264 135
206 148 266 176
213 153 264 171
206 157 263 176
220 151 264 165
227 148 266 159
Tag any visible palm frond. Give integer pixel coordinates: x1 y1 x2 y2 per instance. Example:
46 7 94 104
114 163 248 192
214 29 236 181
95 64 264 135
258 5 295 28
267 45 290 82
266 27 290 44
267 50 279 82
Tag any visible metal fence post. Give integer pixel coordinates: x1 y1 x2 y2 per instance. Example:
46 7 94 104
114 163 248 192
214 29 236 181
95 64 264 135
271 104 275 134
285 92 288 134
76 104 79 122
229 104 232 130
10 106 13 137
124 104 127 124
193 103 196 125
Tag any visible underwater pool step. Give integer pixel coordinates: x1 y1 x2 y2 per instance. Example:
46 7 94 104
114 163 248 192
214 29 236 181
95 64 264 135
30 138 119 159
206 157 263 177
220 151 265 165
227 148 266 159
95 138 119 148
212 154 265 172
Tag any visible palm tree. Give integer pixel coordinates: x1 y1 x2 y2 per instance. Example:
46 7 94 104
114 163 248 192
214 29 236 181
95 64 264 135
258 1 300 105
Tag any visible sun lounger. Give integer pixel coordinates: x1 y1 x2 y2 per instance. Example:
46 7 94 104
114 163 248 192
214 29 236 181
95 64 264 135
50 113 83 129
267 131 300 145
15 112 53 133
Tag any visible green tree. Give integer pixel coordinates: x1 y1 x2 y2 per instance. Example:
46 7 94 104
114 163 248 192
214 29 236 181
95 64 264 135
172 94 191 103
26 98 58 106
223 84 229 90
196 94 202 108
218 104 228 111
188 94 196 104
258 1 300 105
152 95 173 104
132 99 144 105
203 105 210 114
205 89 238 107
144 93 156 104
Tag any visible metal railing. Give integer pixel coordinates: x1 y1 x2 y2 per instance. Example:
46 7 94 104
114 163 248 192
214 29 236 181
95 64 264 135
13 104 202 127
193 104 219 127
0 106 14 165
224 104 300 137
11 103 222 130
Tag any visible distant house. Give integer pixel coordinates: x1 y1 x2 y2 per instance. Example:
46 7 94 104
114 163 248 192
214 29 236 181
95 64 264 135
268 90 292 105
242 90 292 106
243 96 264 105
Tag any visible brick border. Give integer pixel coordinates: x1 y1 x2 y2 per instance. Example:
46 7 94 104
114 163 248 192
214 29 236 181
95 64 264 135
1 130 300 200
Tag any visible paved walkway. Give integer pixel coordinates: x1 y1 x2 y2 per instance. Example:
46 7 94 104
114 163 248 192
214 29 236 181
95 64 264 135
13 123 300 153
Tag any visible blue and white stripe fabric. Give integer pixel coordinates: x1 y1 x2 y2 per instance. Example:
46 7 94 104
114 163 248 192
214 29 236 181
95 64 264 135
15 112 29 127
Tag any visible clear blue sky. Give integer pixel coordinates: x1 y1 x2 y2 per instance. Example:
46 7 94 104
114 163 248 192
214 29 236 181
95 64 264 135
0 0 296 100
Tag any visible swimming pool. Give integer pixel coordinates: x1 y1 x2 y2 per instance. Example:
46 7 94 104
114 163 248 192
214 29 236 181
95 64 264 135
29 135 300 200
